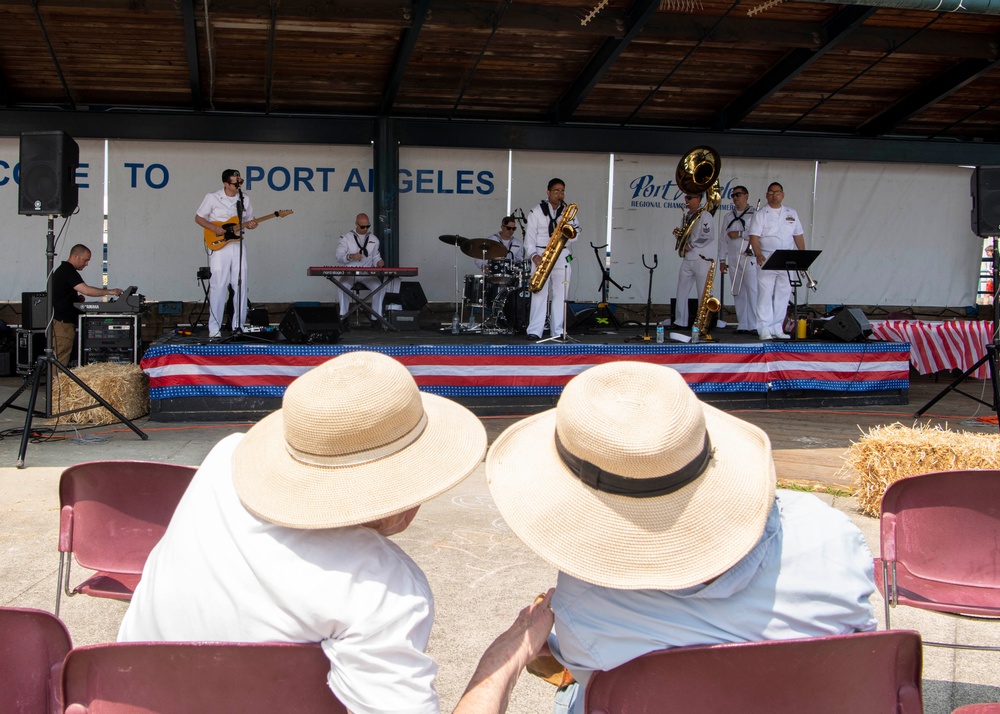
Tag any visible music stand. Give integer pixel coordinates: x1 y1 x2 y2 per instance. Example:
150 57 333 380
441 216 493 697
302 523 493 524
761 249 821 340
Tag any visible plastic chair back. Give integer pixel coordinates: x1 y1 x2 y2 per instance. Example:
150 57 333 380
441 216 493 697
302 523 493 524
0 607 72 714
57 461 196 614
62 642 348 713
584 631 923 714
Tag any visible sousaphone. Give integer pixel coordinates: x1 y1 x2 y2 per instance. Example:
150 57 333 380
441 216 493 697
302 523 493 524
673 146 722 257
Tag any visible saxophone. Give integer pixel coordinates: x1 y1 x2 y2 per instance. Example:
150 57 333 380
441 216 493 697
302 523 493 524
529 203 578 293
693 254 721 342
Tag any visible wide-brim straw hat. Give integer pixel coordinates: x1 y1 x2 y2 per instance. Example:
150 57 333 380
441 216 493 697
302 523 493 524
233 351 487 529
487 361 775 590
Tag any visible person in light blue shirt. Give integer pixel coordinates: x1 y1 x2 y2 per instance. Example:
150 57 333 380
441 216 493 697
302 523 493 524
486 361 875 713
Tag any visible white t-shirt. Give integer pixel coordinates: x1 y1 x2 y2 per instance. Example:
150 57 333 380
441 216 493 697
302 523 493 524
118 434 439 714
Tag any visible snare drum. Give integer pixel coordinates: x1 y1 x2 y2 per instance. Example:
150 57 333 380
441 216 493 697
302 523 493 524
487 259 516 285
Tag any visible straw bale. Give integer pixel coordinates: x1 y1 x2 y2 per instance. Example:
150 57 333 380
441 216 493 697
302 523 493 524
844 422 1000 517
51 362 149 425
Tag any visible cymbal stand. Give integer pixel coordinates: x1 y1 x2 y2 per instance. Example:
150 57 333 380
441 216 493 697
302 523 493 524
625 254 658 343
914 234 1000 428
590 242 630 331
462 246 490 332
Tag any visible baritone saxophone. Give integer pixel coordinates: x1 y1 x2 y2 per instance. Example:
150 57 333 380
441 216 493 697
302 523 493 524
693 254 721 341
529 203 578 293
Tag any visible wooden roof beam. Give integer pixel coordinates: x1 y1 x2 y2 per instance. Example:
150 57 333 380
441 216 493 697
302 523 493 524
550 0 662 124
30 0 75 110
711 6 876 131
858 57 1000 136
380 0 431 116
180 0 205 110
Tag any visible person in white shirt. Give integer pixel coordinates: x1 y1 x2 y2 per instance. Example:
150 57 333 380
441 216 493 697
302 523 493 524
194 169 258 338
119 351 555 714
475 215 524 272
748 182 805 340
718 186 759 334
672 192 717 328
334 213 400 323
486 361 875 714
524 179 580 340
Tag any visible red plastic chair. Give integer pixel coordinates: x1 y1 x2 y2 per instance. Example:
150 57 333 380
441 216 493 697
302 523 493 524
56 461 197 616
0 607 73 714
62 642 349 713
584 631 923 714
875 469 1000 651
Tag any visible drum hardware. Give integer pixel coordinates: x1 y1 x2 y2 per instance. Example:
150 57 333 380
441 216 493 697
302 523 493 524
441 234 471 326
461 238 508 261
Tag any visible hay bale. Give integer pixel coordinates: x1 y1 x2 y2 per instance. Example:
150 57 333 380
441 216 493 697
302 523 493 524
51 362 149 425
844 422 1000 517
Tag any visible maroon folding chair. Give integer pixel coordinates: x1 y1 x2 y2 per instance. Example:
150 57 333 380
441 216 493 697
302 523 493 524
56 460 197 616
875 469 1000 651
952 705 1000 713
584 631 923 714
62 642 349 713
0 607 73 714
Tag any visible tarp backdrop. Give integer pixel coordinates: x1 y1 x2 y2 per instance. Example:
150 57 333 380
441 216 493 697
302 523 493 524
0 138 982 309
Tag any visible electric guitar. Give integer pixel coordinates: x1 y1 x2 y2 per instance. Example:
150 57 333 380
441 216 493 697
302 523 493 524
203 209 294 251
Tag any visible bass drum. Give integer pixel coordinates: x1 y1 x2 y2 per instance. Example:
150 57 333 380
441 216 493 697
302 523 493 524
503 288 531 333
463 274 487 307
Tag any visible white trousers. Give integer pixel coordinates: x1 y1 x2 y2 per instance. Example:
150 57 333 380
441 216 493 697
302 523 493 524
755 263 792 336
731 261 759 331
674 256 711 327
208 241 248 335
528 259 570 337
338 276 400 318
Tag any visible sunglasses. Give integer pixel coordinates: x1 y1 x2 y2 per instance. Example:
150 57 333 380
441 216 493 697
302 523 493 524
731 192 746 197
503 224 516 230
356 224 370 229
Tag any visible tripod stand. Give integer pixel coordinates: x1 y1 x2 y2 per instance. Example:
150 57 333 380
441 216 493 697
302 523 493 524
0 215 148 467
626 254 658 343
589 242 630 331
914 235 1000 428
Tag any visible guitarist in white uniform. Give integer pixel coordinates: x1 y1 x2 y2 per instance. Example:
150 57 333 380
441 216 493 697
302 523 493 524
195 169 258 338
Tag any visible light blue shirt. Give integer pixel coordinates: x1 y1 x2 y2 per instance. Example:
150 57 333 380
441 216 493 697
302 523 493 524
549 490 876 713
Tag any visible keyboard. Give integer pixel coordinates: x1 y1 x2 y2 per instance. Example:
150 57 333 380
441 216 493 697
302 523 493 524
76 286 143 314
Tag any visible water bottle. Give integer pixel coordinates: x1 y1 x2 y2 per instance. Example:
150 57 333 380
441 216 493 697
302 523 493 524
451 313 460 335
656 325 664 343
690 324 700 344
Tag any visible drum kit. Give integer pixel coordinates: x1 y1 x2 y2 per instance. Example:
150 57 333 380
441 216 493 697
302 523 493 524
439 234 531 335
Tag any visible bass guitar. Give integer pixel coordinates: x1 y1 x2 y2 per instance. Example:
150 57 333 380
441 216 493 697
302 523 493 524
204 209 294 251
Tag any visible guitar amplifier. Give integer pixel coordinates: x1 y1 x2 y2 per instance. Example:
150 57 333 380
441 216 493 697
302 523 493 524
78 314 139 366
21 291 48 330
16 328 46 374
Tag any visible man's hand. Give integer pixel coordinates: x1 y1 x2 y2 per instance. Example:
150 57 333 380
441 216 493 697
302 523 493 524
377 260 385 268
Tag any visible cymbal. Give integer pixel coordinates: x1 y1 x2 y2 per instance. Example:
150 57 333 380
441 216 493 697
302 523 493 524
438 234 469 246
461 238 508 260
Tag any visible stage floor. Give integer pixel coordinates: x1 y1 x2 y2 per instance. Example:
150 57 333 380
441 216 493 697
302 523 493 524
140 320 911 421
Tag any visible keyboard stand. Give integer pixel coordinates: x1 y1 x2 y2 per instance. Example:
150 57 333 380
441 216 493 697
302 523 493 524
322 274 397 331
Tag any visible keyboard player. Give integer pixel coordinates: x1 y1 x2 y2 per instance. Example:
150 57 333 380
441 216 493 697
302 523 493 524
52 243 124 366
334 213 400 323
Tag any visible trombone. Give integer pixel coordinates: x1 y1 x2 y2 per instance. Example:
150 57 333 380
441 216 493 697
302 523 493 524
799 270 819 291
731 243 753 296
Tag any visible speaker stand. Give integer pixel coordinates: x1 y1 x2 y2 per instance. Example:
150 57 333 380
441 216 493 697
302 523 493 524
914 235 1000 429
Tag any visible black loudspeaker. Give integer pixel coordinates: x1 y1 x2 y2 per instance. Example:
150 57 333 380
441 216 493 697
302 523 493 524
824 307 872 342
18 131 80 217
398 282 428 311
21 291 48 330
279 306 341 344
972 167 1000 237
567 304 598 331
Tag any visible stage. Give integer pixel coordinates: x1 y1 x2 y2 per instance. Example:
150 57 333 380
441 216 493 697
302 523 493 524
139 322 911 421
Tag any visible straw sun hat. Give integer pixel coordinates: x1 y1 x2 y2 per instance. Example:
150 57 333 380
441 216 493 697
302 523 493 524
233 351 487 529
487 361 776 590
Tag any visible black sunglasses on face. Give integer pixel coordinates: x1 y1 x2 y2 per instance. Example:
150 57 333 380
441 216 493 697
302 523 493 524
357 224 370 229
731 192 746 197
503 225 515 230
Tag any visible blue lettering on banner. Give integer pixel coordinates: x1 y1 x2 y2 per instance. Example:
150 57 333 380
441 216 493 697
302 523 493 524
0 160 10 187
124 162 168 189
343 168 373 192
628 175 739 207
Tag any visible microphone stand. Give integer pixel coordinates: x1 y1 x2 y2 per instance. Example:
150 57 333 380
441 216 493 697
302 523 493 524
625 254 658 343
233 189 246 337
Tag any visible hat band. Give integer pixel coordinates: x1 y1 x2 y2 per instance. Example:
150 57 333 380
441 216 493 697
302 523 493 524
285 412 428 467
556 432 713 498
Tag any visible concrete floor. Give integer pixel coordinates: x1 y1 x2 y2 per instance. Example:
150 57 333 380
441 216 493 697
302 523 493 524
1 375 999 712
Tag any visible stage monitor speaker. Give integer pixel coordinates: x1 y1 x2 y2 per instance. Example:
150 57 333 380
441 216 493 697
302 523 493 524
824 307 872 342
21 291 48 330
18 131 80 217
567 303 598 332
398 281 428 311
972 167 1000 237
279 305 341 344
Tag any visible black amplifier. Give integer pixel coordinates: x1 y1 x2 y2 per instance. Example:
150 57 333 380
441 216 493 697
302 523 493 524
21 291 48 330
78 314 139 366
16 328 46 374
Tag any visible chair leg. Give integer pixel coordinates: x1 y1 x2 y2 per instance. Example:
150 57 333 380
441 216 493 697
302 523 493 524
55 552 67 617
882 560 893 631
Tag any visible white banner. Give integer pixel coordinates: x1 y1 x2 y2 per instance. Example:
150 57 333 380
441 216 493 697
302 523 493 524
0 137 106 302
